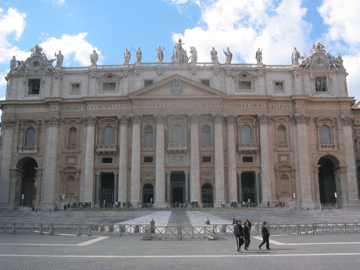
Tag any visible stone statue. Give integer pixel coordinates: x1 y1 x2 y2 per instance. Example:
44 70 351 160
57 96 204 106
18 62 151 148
55 50 64 67
123 48 131 64
223 47 233 64
10 56 16 70
189 46 197 62
155 46 164 62
136 47 142 63
172 39 188 63
90 50 98 66
256 48 262 63
210 47 218 63
292 47 300 65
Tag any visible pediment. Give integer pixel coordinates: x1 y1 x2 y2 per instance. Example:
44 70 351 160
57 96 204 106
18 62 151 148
129 74 225 99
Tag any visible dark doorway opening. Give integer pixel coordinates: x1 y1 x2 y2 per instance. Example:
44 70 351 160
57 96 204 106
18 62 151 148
143 183 154 203
20 158 38 206
202 183 213 204
318 157 336 204
240 172 256 203
171 171 185 203
100 173 114 205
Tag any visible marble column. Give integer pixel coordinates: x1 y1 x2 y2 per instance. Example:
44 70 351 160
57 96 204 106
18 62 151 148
83 116 96 204
213 114 225 207
42 116 60 210
226 115 237 203
237 171 242 202
130 115 142 207
9 169 22 206
118 116 129 203
189 114 200 203
95 172 101 206
340 115 360 206
258 114 273 205
185 170 190 203
35 168 43 207
255 170 260 203
166 171 171 204
114 172 119 202
291 114 314 208
155 114 166 208
0 119 15 206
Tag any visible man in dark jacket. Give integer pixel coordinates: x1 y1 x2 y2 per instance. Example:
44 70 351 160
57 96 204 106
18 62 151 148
243 221 251 250
259 221 270 250
234 220 244 253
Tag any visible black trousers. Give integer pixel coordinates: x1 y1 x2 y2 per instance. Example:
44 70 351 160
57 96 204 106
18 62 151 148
259 236 270 249
235 236 244 251
244 236 251 249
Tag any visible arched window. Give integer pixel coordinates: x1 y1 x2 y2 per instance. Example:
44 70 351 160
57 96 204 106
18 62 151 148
25 127 36 147
241 125 252 144
68 127 77 147
144 125 154 145
103 126 115 145
321 125 331 144
278 125 287 144
172 124 183 144
202 125 211 145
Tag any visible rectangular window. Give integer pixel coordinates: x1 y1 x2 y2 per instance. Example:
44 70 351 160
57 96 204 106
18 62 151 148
238 81 251 90
144 156 153 163
355 119 360 125
242 156 253 163
202 131 211 145
201 79 210 86
274 81 284 91
71 83 81 93
315 77 327 92
28 79 41 95
202 156 211 162
144 80 153 87
145 132 153 145
102 158 113 164
103 82 116 91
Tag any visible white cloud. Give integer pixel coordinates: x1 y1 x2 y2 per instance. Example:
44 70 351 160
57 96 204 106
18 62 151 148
52 0 65 6
40 33 103 66
172 0 311 64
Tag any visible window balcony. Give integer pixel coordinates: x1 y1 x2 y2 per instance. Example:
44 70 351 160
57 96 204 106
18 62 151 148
319 144 337 150
201 144 214 149
143 144 155 151
237 143 258 154
63 146 81 153
167 143 188 154
96 145 118 155
18 146 38 154
275 144 291 151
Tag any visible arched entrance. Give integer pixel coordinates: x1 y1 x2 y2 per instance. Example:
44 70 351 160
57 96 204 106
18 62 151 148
201 183 213 204
318 156 339 205
16 157 38 206
143 183 154 203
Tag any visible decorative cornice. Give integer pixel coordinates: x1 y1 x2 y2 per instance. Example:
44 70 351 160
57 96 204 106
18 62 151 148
339 115 353 126
258 114 273 124
290 114 310 125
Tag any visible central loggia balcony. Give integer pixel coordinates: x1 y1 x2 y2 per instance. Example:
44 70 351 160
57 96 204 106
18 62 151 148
167 143 188 154
237 143 259 154
96 145 118 155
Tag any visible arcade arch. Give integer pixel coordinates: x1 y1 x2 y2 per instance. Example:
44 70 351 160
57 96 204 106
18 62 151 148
16 157 38 206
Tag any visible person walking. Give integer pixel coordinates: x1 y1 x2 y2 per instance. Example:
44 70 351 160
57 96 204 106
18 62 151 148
234 220 244 253
243 221 251 250
259 221 270 250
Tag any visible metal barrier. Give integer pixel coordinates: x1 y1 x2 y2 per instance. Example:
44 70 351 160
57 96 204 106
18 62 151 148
1 222 359 238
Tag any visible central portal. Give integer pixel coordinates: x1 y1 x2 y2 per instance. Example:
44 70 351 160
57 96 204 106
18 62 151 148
170 171 185 203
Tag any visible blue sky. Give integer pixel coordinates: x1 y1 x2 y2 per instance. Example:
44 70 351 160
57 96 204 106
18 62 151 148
1 0 359 105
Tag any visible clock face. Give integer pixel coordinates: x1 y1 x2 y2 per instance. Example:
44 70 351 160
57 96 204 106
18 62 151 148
313 54 326 66
29 57 43 70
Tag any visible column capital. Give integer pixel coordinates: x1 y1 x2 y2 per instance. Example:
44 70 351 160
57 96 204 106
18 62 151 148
166 171 172 175
130 114 142 124
82 116 96 126
226 114 237 124
290 113 310 125
185 170 190 174
212 113 224 123
1 118 16 129
155 114 166 123
339 115 353 126
118 115 130 126
45 116 62 127
237 170 243 175
258 114 273 125
189 114 200 124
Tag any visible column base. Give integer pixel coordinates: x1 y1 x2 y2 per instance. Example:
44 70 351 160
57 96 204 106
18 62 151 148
154 202 166 208
131 201 142 208
344 199 360 207
40 202 56 211
300 200 316 210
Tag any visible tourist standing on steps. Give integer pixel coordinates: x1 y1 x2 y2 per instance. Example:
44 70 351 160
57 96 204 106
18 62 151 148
234 220 244 253
243 221 251 250
259 221 270 250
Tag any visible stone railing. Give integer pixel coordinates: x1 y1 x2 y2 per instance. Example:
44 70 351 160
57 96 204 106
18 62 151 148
319 144 337 150
237 143 259 153
167 143 188 153
63 146 81 152
18 146 38 154
96 145 118 154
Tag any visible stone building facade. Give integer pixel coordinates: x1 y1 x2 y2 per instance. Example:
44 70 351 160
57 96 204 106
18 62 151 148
1 41 359 210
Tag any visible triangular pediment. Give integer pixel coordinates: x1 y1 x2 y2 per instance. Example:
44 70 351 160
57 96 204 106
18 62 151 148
129 74 225 99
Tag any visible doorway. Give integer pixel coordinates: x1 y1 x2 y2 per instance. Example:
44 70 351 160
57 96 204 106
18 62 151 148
170 171 185 203
18 158 38 206
240 172 256 203
100 173 114 205
318 157 337 204
143 183 154 203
